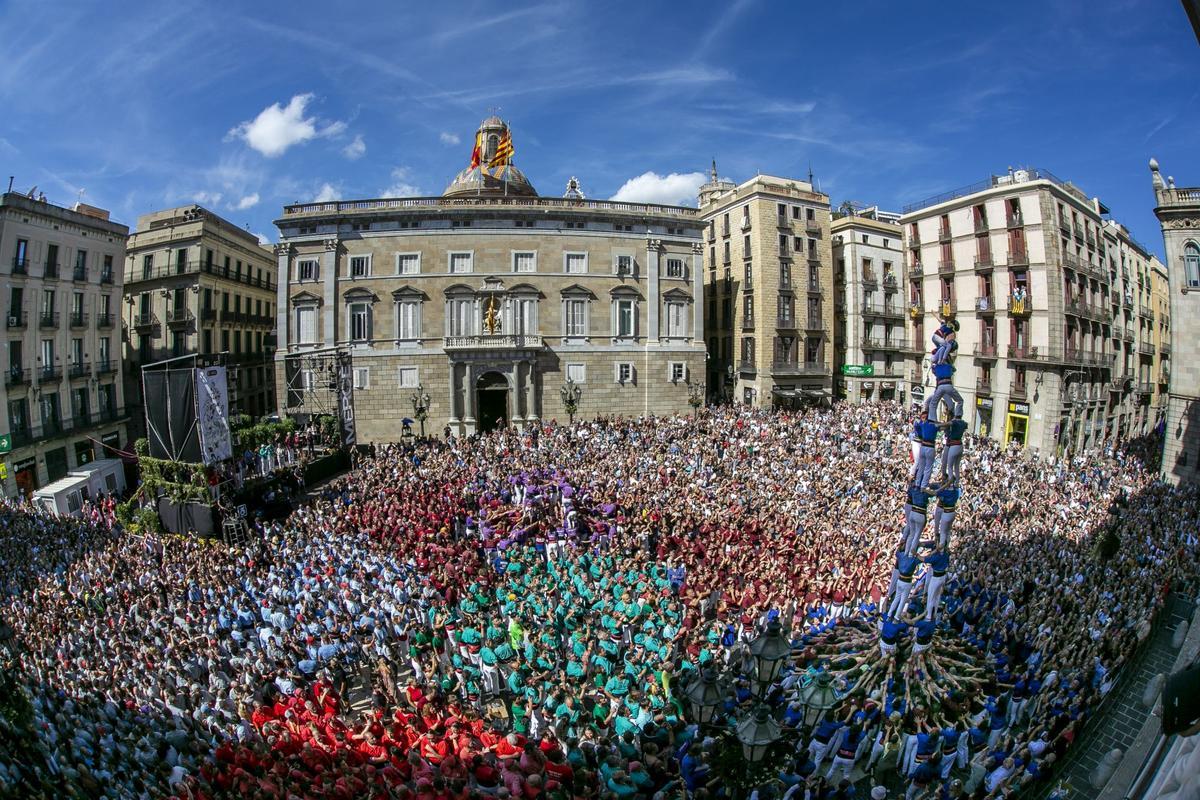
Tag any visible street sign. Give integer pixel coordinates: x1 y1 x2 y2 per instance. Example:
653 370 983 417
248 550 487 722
841 364 875 377
0 433 10 454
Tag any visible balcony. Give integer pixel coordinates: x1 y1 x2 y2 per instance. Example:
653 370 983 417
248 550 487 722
68 361 90 380
863 337 908 352
975 296 996 314
882 274 898 292
1139 341 1155 356
740 218 751 231
1161 342 1171 356
72 266 88 282
11 257 29 275
939 300 956 318
805 316 826 331
39 312 60 329
976 375 992 393
201 308 218 324
1112 324 1124 341
908 262 925 279
861 271 878 288
908 232 921 248
938 226 951 243
443 334 543 350
862 302 904 320
805 219 821 234
1136 381 1153 396
1010 381 1029 399
1123 328 1134 343
938 260 955 276
1074 224 1085 242
1007 345 1043 363
96 313 114 329
1006 249 1029 267
133 313 159 332
69 312 88 329
737 360 757 377
166 308 194 328
126 259 203 284
95 359 116 375
775 215 788 230
973 254 994 272
771 360 825 376
1063 253 1080 273
806 279 822 294
974 344 998 359
1160 367 1171 383
5 366 30 388
100 268 114 285
1058 218 1071 235
1006 213 1024 229
43 262 59 280
775 315 798 329
37 365 63 382
6 311 26 329
909 304 923 320
741 316 755 332
1123 294 1134 311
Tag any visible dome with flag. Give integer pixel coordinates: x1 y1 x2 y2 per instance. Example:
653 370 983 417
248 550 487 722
442 116 538 198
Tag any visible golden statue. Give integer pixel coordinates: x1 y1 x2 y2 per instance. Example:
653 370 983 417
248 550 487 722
483 296 501 334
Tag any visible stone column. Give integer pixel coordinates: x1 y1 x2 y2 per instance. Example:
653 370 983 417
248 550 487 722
274 243 291 348
448 361 461 430
691 242 704 341
647 239 661 343
464 363 477 434
321 239 338 344
512 359 525 427
525 359 538 425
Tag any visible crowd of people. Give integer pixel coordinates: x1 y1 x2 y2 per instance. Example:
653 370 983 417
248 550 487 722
1 401 1196 800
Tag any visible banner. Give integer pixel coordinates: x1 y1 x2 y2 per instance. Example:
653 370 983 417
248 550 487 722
338 358 356 447
143 367 202 463
195 367 233 465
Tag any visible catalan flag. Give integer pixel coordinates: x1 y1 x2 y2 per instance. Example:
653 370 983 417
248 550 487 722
469 130 482 169
489 128 513 168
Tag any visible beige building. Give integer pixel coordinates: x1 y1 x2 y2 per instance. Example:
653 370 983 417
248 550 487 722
698 169 834 407
123 206 277 427
1150 159 1200 483
830 210 910 404
2 191 130 498
900 167 1148 455
271 117 706 440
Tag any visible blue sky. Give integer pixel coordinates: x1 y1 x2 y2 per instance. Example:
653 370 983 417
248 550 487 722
0 0 1196 256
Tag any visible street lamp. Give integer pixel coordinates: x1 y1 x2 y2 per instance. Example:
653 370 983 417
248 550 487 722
410 383 431 437
684 667 726 726
560 378 582 425
748 619 790 689
686 378 705 417
735 704 782 764
797 671 840 728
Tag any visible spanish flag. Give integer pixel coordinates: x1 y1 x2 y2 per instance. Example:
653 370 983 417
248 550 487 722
469 130 482 169
489 129 514 168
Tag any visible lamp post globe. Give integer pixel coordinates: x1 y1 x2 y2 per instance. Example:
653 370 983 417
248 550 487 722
798 671 839 729
749 618 790 688
735 704 782 764
684 667 724 726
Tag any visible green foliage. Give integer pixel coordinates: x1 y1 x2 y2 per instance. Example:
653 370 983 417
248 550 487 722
319 415 340 441
114 498 163 536
232 416 296 451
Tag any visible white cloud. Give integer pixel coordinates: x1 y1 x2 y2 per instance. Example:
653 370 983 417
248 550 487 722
439 131 461 146
227 93 346 158
610 171 707 206
192 190 223 206
235 193 260 210
313 183 340 202
342 134 366 160
380 167 421 198
254 231 272 246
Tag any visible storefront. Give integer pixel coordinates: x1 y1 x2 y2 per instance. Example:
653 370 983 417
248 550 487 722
861 381 875 402
1005 401 1030 447
13 457 37 499
975 396 994 438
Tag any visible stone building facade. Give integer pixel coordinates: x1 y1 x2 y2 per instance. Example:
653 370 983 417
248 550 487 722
698 170 834 407
272 119 706 441
900 167 1162 456
1150 158 1200 483
1 192 130 498
123 206 277 431
830 211 910 404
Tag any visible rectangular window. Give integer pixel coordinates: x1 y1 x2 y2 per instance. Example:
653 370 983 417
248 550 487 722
397 301 419 340
353 367 370 390
394 253 419 275
616 299 635 338
743 295 754 325
566 363 586 383
565 300 587 337
669 362 686 383
666 258 685 278
398 366 418 388
41 289 55 315
295 307 316 343
298 260 318 281
743 234 752 257
616 363 634 384
513 251 536 273
349 255 370 277
349 303 370 341
567 252 589 274
666 302 686 338
779 234 789 255
449 252 473 274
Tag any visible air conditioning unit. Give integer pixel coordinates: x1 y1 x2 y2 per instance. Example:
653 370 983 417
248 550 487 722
7 316 16 327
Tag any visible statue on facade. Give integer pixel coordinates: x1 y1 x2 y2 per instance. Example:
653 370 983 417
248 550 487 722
483 296 501 335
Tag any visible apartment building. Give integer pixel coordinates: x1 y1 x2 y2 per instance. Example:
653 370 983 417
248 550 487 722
1150 158 1199 483
1 192 130 498
123 205 277 431
901 167 1132 455
1150 256 1170 432
830 210 910 404
699 168 834 407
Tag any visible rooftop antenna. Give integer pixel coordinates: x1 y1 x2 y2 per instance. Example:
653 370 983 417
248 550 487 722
76 188 86 205
6 176 12 193
808 162 813 185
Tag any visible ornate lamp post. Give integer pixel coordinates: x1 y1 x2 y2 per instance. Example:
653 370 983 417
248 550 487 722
560 378 582 425
735 704 783 764
686 378 705 418
748 619 790 690
410 383 431 437
797 670 840 729
683 666 726 726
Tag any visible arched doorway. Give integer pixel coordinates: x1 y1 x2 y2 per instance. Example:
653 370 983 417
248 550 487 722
476 372 510 433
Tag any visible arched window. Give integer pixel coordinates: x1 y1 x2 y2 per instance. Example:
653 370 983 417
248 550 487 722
1185 243 1200 289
